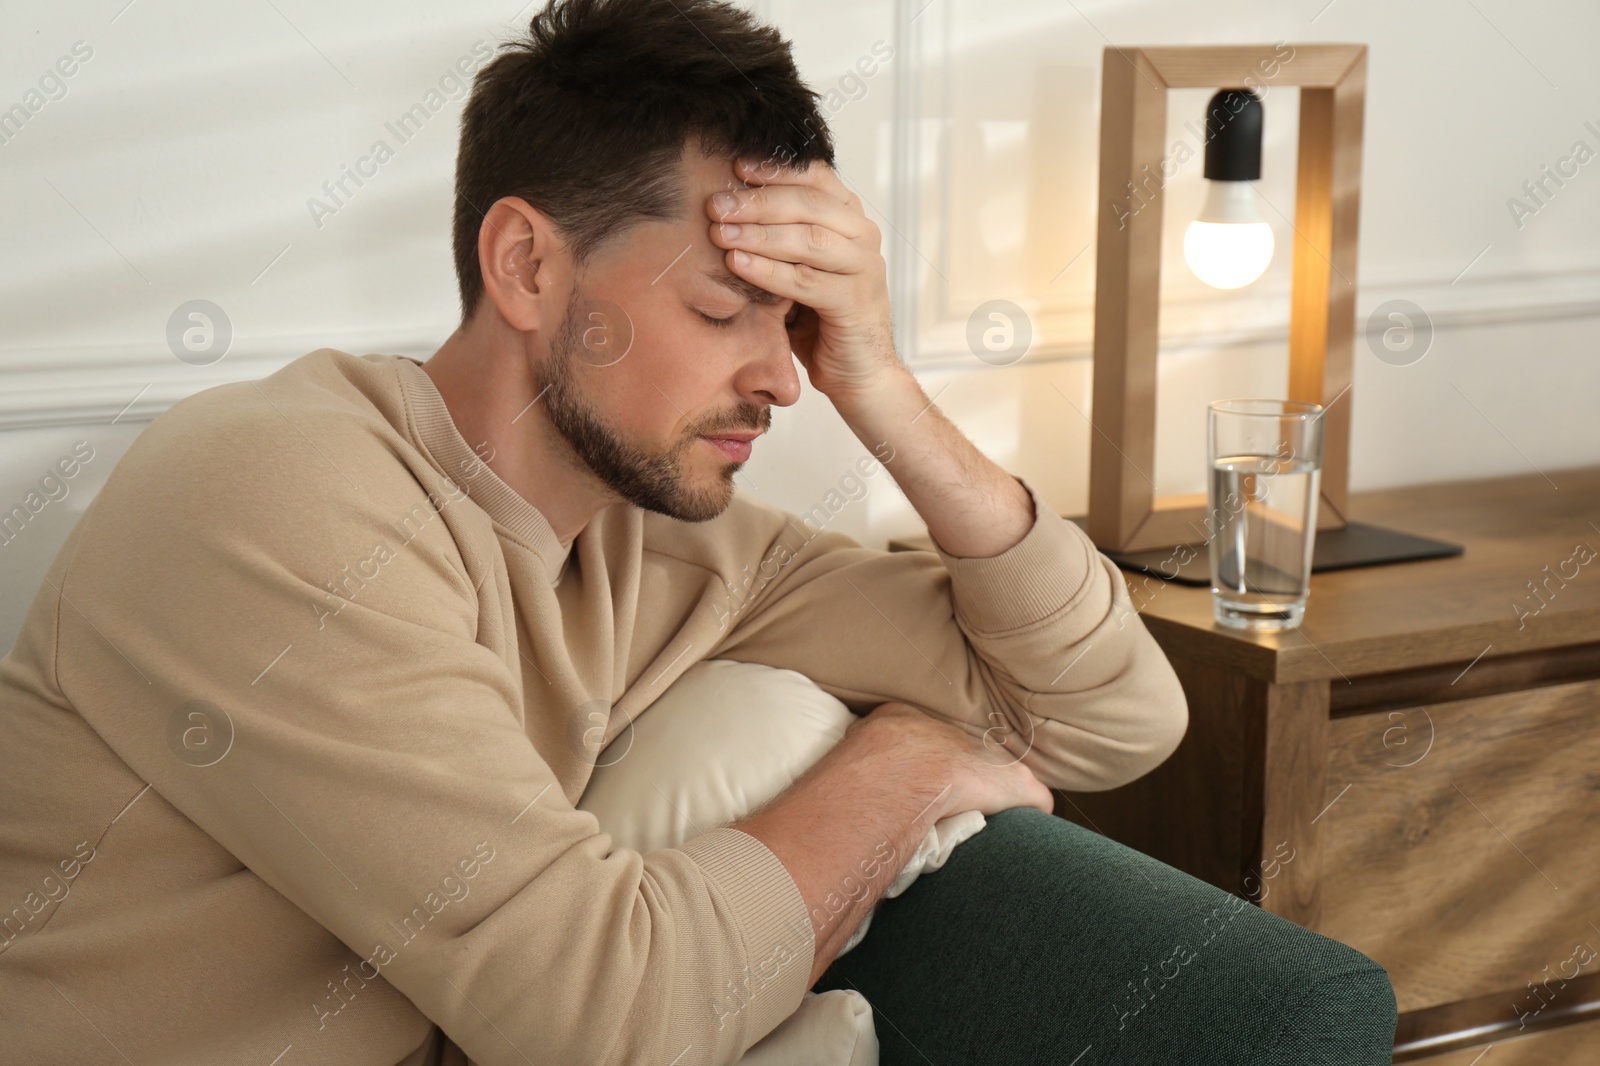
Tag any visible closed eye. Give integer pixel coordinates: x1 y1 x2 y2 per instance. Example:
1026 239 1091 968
697 310 737 328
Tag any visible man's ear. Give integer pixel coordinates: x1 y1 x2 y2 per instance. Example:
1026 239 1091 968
478 196 563 333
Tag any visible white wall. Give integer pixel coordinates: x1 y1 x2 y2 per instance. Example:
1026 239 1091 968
3 0 1598 650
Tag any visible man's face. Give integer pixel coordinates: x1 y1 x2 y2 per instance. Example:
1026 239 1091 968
533 147 801 523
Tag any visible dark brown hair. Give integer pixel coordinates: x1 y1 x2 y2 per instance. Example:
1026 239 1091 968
452 0 836 324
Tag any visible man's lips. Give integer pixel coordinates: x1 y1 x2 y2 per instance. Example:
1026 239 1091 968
700 430 762 462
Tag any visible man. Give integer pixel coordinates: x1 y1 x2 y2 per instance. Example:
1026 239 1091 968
0 1 1399 1063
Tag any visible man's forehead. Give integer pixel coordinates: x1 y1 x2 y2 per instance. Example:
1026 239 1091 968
629 216 782 306
703 266 784 306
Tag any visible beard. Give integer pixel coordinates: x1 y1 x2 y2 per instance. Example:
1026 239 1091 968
536 288 768 523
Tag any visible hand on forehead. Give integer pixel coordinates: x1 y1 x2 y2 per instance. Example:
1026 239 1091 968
706 153 861 222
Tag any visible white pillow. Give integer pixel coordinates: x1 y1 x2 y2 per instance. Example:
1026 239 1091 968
575 658 986 1066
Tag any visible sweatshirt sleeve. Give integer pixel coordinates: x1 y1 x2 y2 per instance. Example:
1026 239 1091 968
709 476 1188 793
51 405 812 1066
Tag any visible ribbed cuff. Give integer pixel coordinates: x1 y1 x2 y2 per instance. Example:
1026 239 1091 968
677 827 816 1047
929 477 1099 635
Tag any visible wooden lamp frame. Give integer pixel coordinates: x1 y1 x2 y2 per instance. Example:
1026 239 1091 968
1088 44 1367 553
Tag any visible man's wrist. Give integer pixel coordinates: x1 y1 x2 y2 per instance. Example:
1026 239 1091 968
823 361 922 437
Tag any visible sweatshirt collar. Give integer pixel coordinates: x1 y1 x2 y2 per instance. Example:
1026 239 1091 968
394 355 572 584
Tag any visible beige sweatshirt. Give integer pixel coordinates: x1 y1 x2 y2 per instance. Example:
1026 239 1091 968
0 349 1187 1066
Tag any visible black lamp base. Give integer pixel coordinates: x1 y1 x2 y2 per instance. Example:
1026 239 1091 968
1089 521 1463 588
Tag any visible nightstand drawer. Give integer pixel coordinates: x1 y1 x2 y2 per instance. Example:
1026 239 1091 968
1318 676 1600 1014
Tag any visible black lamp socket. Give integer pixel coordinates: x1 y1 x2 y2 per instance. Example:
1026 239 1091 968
1202 89 1264 182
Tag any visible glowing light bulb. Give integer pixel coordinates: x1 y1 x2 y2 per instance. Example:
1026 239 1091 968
1184 180 1274 289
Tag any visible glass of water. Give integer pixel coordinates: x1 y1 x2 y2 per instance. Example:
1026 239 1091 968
1206 399 1326 631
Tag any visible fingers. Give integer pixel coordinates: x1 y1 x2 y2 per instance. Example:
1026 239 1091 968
709 219 862 275
706 164 886 314
724 247 868 316
704 157 888 337
709 180 871 242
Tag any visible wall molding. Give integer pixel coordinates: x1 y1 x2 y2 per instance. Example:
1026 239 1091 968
0 329 441 431
898 264 1600 372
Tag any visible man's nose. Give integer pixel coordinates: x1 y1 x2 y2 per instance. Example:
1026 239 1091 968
737 314 802 407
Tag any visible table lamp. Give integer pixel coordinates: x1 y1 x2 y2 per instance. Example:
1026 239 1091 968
1085 43 1459 581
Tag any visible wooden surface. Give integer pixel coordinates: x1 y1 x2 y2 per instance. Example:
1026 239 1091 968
1249 678 1329 929
1087 43 1366 552
1320 678 1600 1014
891 466 1600 684
1287 46 1365 525
1141 43 1366 88
1087 45 1168 547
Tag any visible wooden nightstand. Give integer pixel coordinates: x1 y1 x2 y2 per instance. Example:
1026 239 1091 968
891 467 1600 1062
